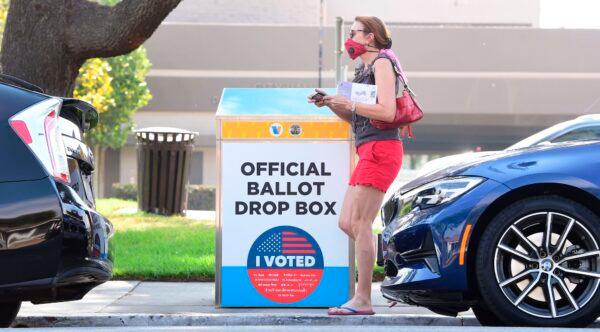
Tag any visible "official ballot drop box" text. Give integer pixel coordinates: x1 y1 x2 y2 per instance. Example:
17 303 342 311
216 88 355 307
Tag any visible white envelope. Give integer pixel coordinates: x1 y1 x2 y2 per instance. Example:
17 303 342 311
337 82 377 105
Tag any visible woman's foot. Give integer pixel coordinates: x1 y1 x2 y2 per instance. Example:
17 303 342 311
328 297 374 315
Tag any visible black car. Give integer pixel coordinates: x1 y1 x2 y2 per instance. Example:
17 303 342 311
0 75 113 327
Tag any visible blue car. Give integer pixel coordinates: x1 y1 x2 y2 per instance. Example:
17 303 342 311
378 140 600 327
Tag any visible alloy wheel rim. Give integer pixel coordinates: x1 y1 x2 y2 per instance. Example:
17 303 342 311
493 211 600 319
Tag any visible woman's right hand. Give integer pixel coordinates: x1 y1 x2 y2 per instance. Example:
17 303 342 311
307 96 326 108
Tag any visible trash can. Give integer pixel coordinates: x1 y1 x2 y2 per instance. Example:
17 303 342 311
135 127 197 215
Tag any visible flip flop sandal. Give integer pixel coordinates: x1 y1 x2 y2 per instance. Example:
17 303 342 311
328 306 375 316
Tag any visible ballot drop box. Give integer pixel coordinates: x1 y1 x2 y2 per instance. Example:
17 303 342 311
215 88 355 307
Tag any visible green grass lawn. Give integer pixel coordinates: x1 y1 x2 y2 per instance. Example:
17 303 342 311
98 198 384 281
98 199 215 281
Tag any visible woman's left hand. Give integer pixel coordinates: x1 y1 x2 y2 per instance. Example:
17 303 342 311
322 95 352 112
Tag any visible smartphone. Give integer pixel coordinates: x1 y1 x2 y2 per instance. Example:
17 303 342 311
314 88 328 96
309 88 328 102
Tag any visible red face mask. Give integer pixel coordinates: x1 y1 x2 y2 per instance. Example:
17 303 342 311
344 38 367 60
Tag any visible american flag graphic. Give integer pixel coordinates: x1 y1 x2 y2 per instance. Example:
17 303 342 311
257 230 316 255
247 226 324 304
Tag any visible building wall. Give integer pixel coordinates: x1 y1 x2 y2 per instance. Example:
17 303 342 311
118 111 218 187
110 24 600 192
119 146 137 184
164 0 540 27
326 0 540 26
164 0 320 25
134 111 216 138
110 21 600 190
118 145 217 186
139 24 600 135
200 147 217 185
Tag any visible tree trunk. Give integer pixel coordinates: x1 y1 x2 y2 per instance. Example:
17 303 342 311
0 0 182 96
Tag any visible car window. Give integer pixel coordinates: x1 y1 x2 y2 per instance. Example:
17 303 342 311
551 126 600 143
506 121 576 150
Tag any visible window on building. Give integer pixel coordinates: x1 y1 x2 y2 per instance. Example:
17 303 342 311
190 151 203 184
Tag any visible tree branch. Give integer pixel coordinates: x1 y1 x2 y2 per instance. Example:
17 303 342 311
67 0 182 59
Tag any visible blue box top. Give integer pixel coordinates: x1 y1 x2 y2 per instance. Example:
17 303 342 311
216 88 337 117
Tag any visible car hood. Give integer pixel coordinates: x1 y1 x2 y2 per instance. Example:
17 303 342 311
399 141 597 194
416 151 498 177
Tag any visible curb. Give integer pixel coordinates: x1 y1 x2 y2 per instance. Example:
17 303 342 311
15 314 480 328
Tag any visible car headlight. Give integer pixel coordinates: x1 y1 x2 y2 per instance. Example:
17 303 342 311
381 176 485 227
404 176 485 209
381 176 486 228
381 177 485 240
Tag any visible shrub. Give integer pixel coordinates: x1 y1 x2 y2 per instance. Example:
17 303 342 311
187 185 216 210
109 183 216 210
112 183 137 201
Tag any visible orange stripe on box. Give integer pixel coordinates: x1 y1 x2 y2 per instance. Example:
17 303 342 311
220 121 350 139
459 224 473 266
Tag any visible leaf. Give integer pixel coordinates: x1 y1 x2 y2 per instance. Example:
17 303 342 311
75 46 152 149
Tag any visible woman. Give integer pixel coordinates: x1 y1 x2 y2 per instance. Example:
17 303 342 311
308 16 404 316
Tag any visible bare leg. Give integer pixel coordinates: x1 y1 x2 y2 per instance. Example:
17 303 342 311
337 185 357 240
352 185 384 303
329 184 385 314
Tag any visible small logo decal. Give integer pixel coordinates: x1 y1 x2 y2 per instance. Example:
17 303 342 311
269 123 283 137
289 124 302 136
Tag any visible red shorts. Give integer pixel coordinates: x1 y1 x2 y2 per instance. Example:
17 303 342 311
349 140 403 193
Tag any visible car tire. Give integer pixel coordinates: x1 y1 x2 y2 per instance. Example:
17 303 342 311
0 301 21 328
476 195 600 327
472 302 504 326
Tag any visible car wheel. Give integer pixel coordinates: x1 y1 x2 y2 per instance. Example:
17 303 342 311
476 195 600 327
0 301 21 328
472 302 503 326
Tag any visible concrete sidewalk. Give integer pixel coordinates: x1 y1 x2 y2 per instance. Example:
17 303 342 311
14 281 479 327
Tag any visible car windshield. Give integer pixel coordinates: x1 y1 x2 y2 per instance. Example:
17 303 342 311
505 121 575 150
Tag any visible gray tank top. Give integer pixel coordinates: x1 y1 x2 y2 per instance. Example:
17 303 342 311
351 53 401 147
